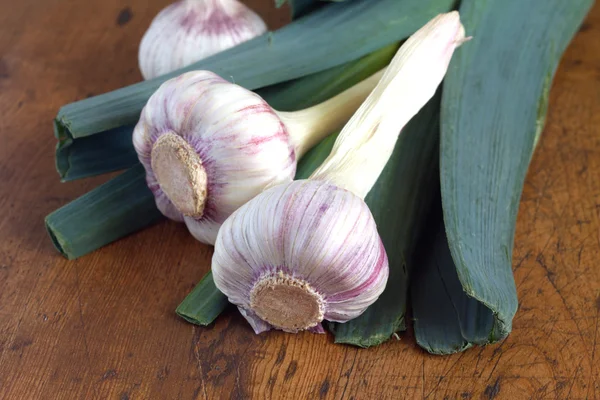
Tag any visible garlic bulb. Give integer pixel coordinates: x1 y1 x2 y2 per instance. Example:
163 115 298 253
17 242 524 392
214 179 389 333
212 11 469 334
133 67 384 244
138 0 267 80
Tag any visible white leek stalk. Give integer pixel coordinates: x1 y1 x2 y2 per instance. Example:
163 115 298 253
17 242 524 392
212 11 469 334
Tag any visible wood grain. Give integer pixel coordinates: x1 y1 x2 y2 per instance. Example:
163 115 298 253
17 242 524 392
0 1 598 399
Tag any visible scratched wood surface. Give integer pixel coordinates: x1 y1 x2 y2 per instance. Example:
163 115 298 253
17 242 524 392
0 0 598 399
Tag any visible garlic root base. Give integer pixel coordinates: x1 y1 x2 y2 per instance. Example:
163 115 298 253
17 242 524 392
150 132 208 218
249 271 325 332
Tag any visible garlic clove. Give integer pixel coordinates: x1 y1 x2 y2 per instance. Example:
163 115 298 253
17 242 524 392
138 0 267 80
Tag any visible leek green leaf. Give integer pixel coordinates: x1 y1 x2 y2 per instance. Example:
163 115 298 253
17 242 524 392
56 124 137 182
45 164 162 260
176 273 230 326
412 0 593 354
411 203 471 354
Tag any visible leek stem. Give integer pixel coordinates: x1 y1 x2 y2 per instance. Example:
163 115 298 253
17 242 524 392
56 124 136 182
176 272 229 326
45 164 163 259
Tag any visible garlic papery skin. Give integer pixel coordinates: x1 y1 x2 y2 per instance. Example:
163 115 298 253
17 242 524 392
138 0 267 80
212 179 388 333
133 69 384 245
211 11 467 334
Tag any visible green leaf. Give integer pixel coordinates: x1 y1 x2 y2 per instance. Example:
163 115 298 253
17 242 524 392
55 0 455 180
56 124 137 182
176 273 230 326
259 43 400 112
411 204 472 354
45 164 163 260
412 0 594 354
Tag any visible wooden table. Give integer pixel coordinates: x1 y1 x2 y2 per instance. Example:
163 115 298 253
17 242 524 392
0 1 598 398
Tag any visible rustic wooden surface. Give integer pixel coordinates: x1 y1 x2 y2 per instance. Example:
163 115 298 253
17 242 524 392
0 0 598 398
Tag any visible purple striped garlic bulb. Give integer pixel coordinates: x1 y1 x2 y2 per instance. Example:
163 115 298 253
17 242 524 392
133 68 385 244
212 11 469 334
214 179 389 334
138 0 267 80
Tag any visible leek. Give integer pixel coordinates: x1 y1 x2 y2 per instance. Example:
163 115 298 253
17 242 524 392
176 273 230 326
46 164 162 260
412 0 593 354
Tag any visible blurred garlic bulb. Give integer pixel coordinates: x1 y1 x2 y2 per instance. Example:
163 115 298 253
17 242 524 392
212 11 469 334
133 67 384 244
139 0 267 80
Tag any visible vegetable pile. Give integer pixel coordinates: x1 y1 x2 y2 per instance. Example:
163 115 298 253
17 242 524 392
46 0 593 354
